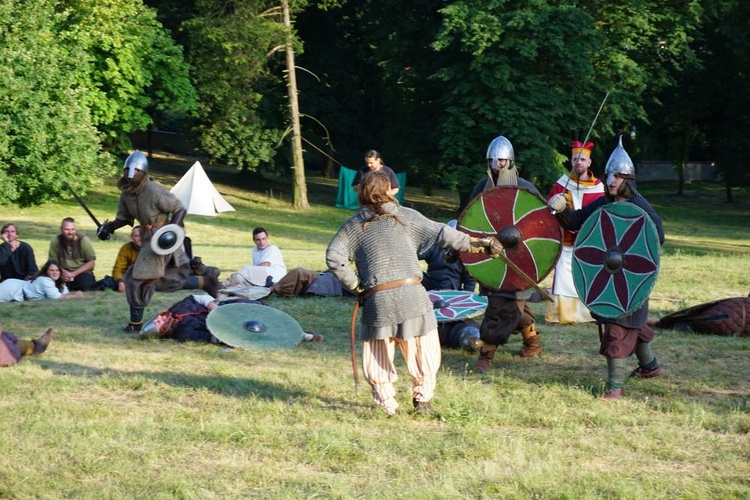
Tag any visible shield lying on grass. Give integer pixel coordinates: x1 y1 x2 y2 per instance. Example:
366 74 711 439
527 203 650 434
218 285 271 301
427 290 488 322
572 202 660 319
458 186 562 292
207 303 303 350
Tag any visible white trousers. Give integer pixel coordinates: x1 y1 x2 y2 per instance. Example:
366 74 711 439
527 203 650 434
362 330 441 414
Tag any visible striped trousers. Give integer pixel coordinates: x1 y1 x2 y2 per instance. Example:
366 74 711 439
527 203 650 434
362 329 441 415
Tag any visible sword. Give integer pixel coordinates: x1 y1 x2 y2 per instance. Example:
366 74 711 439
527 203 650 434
63 182 112 240
497 253 553 302
476 239 553 302
560 91 610 194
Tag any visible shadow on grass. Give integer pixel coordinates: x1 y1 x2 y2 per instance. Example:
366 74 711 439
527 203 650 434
38 359 304 401
442 346 750 416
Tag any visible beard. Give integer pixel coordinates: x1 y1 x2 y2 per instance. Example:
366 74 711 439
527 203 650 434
494 166 519 187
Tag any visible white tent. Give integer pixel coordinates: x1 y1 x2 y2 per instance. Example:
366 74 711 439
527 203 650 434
170 161 236 216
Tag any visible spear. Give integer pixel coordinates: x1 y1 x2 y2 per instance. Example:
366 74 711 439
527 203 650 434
561 91 610 193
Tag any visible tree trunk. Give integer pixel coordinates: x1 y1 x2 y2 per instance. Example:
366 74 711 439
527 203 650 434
324 156 335 178
284 1 309 209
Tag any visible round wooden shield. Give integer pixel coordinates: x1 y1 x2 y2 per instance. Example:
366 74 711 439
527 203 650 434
458 186 562 292
206 303 303 350
572 202 660 319
427 290 488 323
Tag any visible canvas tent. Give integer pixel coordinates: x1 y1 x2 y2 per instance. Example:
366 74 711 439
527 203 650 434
335 166 406 209
171 161 236 216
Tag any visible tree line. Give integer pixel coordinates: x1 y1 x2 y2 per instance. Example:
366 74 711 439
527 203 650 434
1 0 747 207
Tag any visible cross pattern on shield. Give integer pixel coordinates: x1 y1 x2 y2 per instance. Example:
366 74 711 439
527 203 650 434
458 186 562 292
428 290 488 322
206 303 304 350
572 202 660 319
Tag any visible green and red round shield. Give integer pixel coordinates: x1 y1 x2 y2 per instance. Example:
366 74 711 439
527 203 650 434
458 186 562 292
572 202 660 319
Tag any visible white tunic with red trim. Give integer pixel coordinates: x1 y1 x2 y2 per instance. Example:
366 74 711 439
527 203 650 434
545 172 605 324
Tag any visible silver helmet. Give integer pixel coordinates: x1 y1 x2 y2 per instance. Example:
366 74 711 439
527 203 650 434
486 135 515 167
604 136 635 185
123 150 148 179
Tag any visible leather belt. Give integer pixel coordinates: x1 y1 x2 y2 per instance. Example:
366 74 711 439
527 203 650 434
359 277 422 303
143 220 167 238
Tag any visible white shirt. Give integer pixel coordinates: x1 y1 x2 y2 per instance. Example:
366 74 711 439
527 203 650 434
252 245 287 282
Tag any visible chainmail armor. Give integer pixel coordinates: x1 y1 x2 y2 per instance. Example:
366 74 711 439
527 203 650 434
327 203 470 339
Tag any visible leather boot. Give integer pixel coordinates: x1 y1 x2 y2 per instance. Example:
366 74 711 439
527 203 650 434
32 328 55 355
124 307 144 333
202 275 220 298
473 344 497 373
519 324 542 357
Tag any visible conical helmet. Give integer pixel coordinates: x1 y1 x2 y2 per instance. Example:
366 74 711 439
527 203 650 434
123 150 149 179
486 136 515 165
604 135 635 185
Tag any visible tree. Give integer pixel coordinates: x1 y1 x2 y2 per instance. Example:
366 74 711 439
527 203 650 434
691 0 750 202
0 0 107 206
282 1 308 209
432 0 703 206
186 0 287 173
60 0 198 152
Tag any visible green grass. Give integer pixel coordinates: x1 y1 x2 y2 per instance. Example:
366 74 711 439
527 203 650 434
1 156 749 498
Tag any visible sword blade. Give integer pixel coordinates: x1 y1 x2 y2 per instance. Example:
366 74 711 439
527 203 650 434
495 252 553 302
64 182 101 228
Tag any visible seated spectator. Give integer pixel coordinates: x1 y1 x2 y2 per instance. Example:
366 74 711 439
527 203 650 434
0 259 84 303
111 226 143 292
0 223 39 282
48 217 97 291
140 294 323 343
221 227 287 288
419 220 476 292
0 327 54 367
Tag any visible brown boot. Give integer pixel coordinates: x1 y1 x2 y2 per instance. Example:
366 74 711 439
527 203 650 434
519 325 542 357
473 344 497 373
32 328 55 355
202 275 220 298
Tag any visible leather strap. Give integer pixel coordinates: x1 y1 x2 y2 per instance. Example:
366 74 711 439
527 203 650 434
359 277 422 304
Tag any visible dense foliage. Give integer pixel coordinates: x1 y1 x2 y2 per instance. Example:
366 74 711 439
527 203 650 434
0 0 106 206
1 0 748 206
0 0 196 205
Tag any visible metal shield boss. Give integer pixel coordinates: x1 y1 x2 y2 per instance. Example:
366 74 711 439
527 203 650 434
150 224 185 256
428 290 488 323
206 303 303 350
458 186 562 292
572 202 660 319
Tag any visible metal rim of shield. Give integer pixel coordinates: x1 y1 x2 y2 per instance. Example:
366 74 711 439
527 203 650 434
150 224 185 256
427 290 488 322
572 201 660 319
458 186 562 292
218 285 272 301
206 303 303 350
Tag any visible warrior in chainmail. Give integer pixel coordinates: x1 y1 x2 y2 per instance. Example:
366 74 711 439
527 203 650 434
326 171 502 417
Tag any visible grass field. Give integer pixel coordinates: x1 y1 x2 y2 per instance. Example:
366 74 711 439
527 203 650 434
1 155 749 498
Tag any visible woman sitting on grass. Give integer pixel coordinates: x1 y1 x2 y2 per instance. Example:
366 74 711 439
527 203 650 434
0 259 84 302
